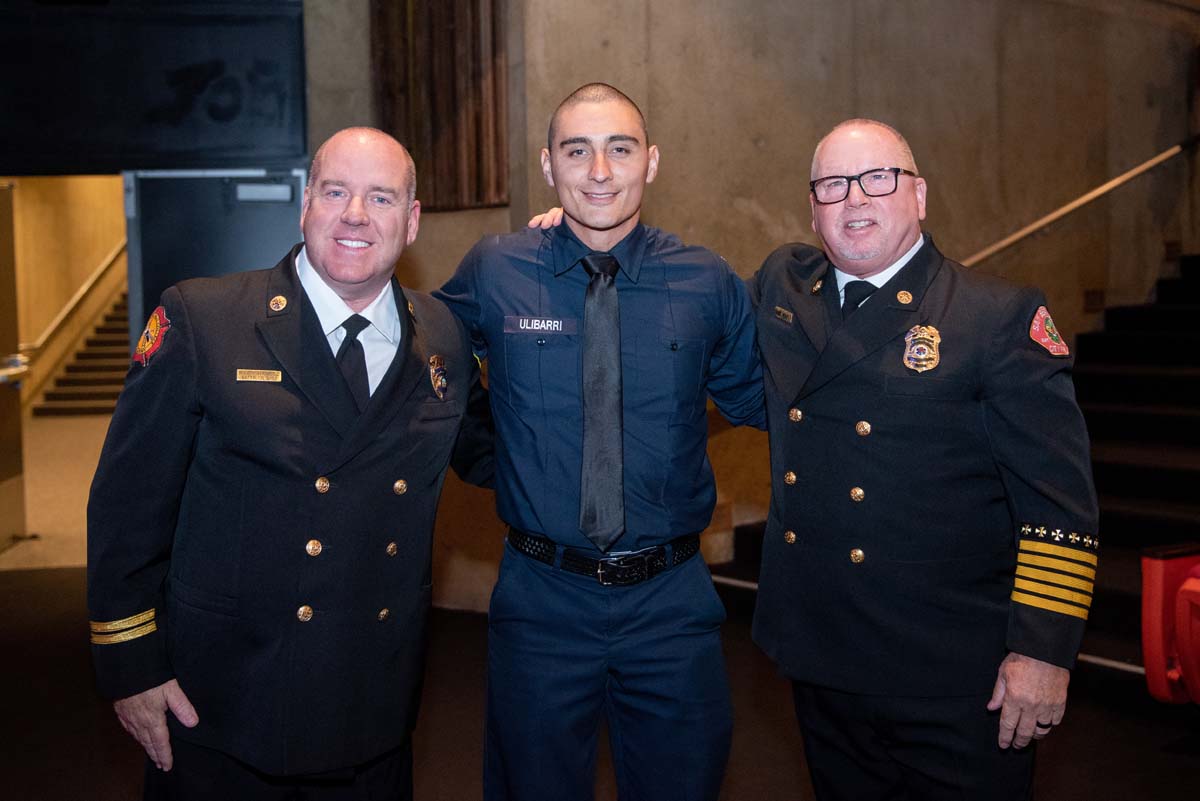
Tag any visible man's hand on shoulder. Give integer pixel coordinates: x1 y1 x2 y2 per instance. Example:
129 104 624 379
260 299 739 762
527 207 563 229
113 678 199 771
987 652 1069 749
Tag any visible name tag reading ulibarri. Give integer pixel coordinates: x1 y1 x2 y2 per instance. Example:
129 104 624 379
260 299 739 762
236 369 282 383
503 316 578 335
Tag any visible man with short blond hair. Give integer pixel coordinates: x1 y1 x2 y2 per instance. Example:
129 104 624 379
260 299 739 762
749 119 1099 800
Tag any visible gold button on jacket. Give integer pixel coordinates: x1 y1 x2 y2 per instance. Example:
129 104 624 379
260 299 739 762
314 476 330 494
850 549 865 564
297 605 314 622
855 421 872 436
377 608 390 621
784 530 797 545
385 542 398 557
850 487 865 502
393 479 408 495
789 408 803 422
305 539 322 557
784 471 797 486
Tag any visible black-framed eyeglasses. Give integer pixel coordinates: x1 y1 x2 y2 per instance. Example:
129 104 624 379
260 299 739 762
809 167 917 205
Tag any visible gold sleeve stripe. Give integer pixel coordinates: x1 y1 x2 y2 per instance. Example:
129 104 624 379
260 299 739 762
1013 578 1093 607
1011 590 1090 620
89 609 156 633
1019 540 1098 566
1016 565 1095 593
90 621 157 645
1017 553 1096 580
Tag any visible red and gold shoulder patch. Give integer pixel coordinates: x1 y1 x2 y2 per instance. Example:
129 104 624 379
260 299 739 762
133 306 171 366
1029 305 1069 356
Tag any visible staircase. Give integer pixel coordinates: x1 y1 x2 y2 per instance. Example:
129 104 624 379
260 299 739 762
32 294 129 417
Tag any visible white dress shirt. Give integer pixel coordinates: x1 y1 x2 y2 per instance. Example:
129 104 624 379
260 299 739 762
296 247 402 395
834 234 925 309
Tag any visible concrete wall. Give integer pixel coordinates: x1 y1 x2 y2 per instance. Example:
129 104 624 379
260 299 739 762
305 0 1200 609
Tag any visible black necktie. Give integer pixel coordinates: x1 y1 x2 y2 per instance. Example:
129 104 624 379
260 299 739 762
579 253 625 552
336 314 371 412
842 280 878 319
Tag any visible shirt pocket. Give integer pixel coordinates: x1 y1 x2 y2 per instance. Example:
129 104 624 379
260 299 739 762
661 333 707 418
501 332 580 412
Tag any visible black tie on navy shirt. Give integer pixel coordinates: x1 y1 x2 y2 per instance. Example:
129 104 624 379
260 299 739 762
842 280 878 320
579 253 625 552
336 313 371 412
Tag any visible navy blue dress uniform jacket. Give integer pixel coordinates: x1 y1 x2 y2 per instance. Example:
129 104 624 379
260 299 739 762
749 235 1099 696
86 244 493 775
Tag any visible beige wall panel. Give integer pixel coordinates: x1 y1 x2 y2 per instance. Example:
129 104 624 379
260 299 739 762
303 0 376 152
641 0 852 273
1102 16 1192 306
396 207 513 291
9 176 124 344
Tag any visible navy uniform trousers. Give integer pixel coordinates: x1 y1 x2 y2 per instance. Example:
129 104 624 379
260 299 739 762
485 544 732 801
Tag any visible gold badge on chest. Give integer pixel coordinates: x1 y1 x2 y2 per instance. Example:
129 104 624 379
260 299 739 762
903 325 941 373
429 355 447 399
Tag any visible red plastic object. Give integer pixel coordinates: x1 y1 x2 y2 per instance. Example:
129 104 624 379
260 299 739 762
1141 543 1200 704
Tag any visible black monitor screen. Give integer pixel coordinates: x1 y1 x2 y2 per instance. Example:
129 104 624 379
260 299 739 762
0 1 306 174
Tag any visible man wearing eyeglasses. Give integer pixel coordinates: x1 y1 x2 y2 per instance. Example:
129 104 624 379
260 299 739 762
749 119 1099 800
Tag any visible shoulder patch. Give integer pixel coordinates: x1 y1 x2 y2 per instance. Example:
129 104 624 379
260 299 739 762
1029 305 1069 356
133 306 171 366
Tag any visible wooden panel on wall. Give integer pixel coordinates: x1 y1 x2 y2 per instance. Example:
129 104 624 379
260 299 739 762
5 176 125 344
372 0 509 211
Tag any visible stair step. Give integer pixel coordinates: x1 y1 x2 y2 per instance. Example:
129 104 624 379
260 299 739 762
31 400 116 416
42 388 122 402
1097 495 1200 547
1075 332 1200 366
1073 365 1200 404
94 325 126 336
1156 277 1200 304
55 375 126 387
84 335 127 348
1091 442 1200 504
1180 254 1200 281
102 313 128 326
1103 304 1200 333
76 347 130 360
1082 402 1200 445
64 360 130 374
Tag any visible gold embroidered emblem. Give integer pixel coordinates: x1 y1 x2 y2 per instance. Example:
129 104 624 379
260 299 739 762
902 325 941 373
896 290 913 305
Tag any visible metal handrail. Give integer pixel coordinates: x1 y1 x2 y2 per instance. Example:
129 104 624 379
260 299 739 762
19 238 126 356
962 135 1200 267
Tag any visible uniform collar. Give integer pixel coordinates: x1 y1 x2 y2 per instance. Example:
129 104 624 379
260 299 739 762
296 246 401 343
550 221 649 283
833 232 925 297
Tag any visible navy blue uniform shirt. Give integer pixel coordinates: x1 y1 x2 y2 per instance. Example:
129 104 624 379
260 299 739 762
436 222 765 551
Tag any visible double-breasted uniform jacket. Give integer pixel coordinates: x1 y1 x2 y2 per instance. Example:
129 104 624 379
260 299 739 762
87 244 493 775
749 235 1099 696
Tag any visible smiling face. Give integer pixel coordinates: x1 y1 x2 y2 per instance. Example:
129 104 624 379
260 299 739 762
540 99 659 252
809 122 926 278
300 129 420 310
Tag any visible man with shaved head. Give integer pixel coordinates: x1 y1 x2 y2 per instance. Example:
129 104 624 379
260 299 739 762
439 83 764 800
88 127 493 799
749 119 1098 799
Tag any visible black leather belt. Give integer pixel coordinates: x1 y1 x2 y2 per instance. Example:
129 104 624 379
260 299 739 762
507 528 701 586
